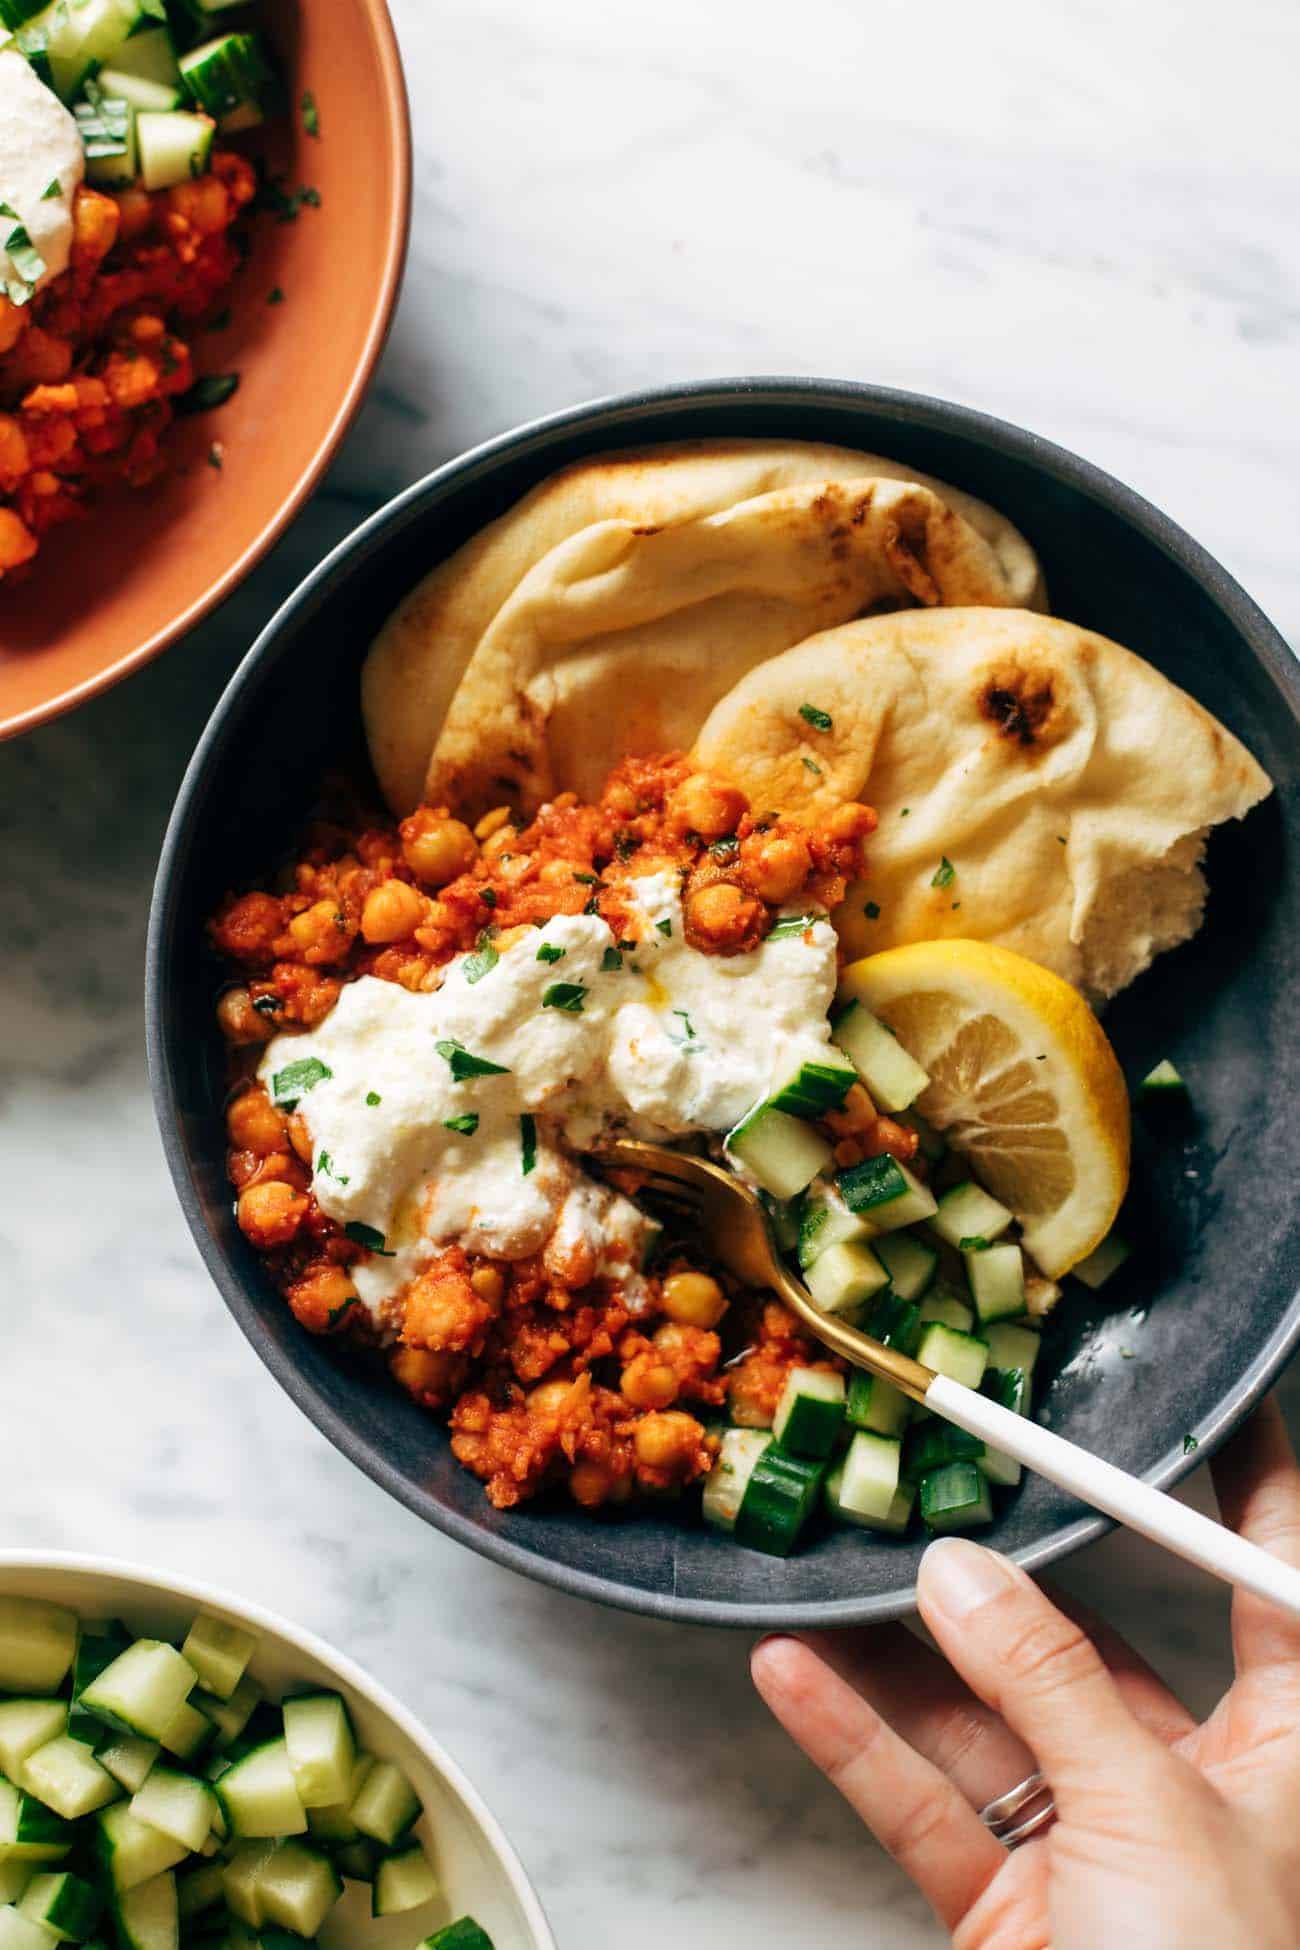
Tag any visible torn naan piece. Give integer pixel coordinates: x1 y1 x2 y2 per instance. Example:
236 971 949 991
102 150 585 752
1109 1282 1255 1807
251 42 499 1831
692 608 1271 1002
361 439 1045 815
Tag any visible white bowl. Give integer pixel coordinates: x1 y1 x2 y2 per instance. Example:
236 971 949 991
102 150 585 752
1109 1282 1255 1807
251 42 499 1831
0 1554 555 1950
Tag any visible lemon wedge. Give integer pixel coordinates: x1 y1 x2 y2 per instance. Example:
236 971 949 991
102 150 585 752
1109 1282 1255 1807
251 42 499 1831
838 940 1129 1278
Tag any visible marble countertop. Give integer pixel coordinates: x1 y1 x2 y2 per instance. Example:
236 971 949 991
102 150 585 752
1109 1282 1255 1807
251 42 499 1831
3 0 1299 1942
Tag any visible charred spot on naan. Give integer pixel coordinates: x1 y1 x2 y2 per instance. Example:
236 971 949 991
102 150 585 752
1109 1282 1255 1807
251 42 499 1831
977 657 1072 752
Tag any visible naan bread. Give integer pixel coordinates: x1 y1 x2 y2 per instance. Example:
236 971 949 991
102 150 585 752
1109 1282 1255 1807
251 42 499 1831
692 609 1271 1002
362 439 1045 815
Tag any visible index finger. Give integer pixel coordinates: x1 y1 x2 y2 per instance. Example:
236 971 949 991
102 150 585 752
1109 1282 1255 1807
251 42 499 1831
1211 1395 1300 1673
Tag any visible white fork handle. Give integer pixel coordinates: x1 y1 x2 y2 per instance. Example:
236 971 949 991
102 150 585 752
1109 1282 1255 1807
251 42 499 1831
927 1375 1300 1621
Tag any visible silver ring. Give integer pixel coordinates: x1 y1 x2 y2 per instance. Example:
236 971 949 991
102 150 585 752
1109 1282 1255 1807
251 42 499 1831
978 1770 1057 1849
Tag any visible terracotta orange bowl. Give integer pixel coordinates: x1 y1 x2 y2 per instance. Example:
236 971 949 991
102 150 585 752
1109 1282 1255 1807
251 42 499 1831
0 0 410 739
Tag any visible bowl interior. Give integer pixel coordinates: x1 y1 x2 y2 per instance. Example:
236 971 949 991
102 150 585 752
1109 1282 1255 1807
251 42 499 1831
150 382 1300 1626
0 1557 551 1950
0 0 408 738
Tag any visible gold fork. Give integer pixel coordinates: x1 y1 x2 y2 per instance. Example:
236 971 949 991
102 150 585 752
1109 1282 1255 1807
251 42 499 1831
598 1138 1300 1617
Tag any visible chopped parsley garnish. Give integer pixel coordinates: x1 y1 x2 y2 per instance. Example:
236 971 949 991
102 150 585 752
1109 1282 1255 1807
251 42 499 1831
601 947 623 972
344 1221 394 1256
1057 834 1067 844
300 186 322 208
1183 1432 1199 1454
259 178 323 223
801 757 823 776
863 900 881 920
316 1151 349 1185
520 1113 537 1176
479 887 497 908
207 443 224 471
267 285 285 305
799 703 833 731
959 1235 990 1252
178 373 240 415
270 1056 332 1107
541 982 587 1013
443 1113 479 1136
462 941 499 984
672 1009 696 1039
365 1091 382 1106
931 857 955 889
435 1038 510 1081
207 307 232 332
536 942 566 964
708 835 739 859
326 1297 357 1327
41 178 61 201
614 832 640 861
301 89 320 137
655 918 673 937
572 870 599 885
900 807 910 817
582 895 601 915
251 994 283 1018
767 912 816 940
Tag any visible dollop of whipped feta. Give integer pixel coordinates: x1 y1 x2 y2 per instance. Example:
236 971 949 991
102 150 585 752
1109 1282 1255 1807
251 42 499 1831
259 874 840 1324
0 51 84 298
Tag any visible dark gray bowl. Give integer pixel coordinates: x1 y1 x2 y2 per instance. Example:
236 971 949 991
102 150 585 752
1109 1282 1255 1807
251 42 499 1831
146 378 1300 1628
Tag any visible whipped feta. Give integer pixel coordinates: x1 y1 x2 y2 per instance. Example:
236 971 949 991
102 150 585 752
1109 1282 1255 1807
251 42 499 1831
260 874 840 1324
0 52 83 299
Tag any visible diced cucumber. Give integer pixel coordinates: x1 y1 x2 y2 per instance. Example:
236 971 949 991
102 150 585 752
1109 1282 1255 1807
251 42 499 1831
110 1871 177 1950
20 1738 118 1821
901 1419 984 1485
348 1762 418 1850
836 1431 902 1521
0 1872 29 1909
725 1103 831 1200
253 1841 342 1938
0 1779 73 1865
157 1702 212 1765
91 1806 187 1894
333 1839 379 1885
16 1872 99 1944
45 0 144 99
0 1603 78 1699
95 65 180 109
0 1907 58 1950
804 1239 889 1317
303 1756 373 1847
136 110 214 191
915 1322 989 1391
864 1290 923 1357
929 1180 1013 1250
766 1052 857 1119
772 1368 845 1460
918 1287 975 1333
845 1369 909 1438
872 1230 938 1302
220 1844 279 1928
825 1465 915 1534
174 1862 224 1923
93 1736 157 1797
0 1705 67 1783
978 1367 1032 1487
734 1448 825 1558
964 1242 1026 1324
1137 1058 1186 1100
920 1461 994 1533
831 1000 930 1111
796 1184 875 1270
837 1155 937 1233
983 1321 1041 1379
701 1431 773 1533
281 1697 354 1812
129 1769 215 1854
371 1846 438 1919
214 1742 306 1841
421 1923 494 1950
1071 1233 1131 1290
80 1643 196 1746
66 1630 130 1747
0 0 45 29
177 29 271 131
99 23 179 88
192 1677 261 1752
896 1105 946 1161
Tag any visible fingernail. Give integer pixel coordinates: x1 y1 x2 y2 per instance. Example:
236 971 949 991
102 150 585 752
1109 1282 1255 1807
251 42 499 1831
919 1537 1016 1619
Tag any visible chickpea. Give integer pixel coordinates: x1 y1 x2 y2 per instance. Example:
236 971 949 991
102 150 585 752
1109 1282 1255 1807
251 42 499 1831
0 414 29 486
0 507 37 573
569 1461 614 1508
474 806 514 841
0 299 26 358
634 1410 701 1472
667 774 748 840
237 1179 307 1247
287 1264 359 1333
660 1271 728 1330
824 1082 876 1138
361 878 425 944
112 186 152 244
226 1090 288 1157
824 802 878 844
469 1264 505 1305
529 1378 575 1417
391 1347 465 1401
286 1112 315 1165
288 899 354 963
216 986 276 1045
741 830 812 902
401 811 478 887
621 1358 678 1411
685 880 763 945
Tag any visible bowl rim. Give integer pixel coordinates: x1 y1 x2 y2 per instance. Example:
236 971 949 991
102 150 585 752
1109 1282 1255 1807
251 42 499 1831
1 0 413 744
147 374 1300 1628
0 1548 557 1949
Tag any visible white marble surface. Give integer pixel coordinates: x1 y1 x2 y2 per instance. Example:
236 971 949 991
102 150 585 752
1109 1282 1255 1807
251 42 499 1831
3 1 1300 1943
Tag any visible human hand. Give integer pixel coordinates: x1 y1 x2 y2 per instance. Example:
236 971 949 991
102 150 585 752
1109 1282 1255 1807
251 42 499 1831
751 1397 1300 1949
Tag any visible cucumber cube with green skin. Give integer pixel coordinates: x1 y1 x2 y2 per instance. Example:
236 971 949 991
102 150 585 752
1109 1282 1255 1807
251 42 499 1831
796 1185 876 1270
1137 1058 1186 1100
0 1704 67 1784
864 1290 923 1357
91 1806 187 1894
371 1845 439 1919
700 1432 773 1534
0 1778 74 1864
220 1844 279 1928
17 1872 100 1943
348 1761 419 1849
174 1863 224 1922
254 1840 343 1938
1071 1233 1131 1290
837 1154 937 1233
836 1431 902 1521
0 1601 78 1698
964 1241 1027 1324
214 1740 306 1841
902 1419 985 1486
97 24 181 90
929 1180 1014 1251
978 1367 1032 1487
872 1230 938 1302
333 1839 379 1885
157 1699 212 1764
179 1620 257 1707
0 1871 29 1909
772 1368 846 1461
67 1629 130 1745
767 1053 857 1119
281 1696 355 1810
804 1239 889 1317
79 1643 197 1745
192 1676 261 1752
92 1736 157 1797
129 1769 216 1853
734 1448 825 1558
110 1870 177 1950
421 1924 495 1950
920 1461 994 1533
725 1102 832 1201
825 1467 915 1534
831 999 930 1111
918 1288 975 1333
845 1370 909 1438
914 1322 989 1392
0 1906 60 1950
303 1755 374 1846
759 1192 800 1254
983 1321 1041 1379
20 1737 119 1820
